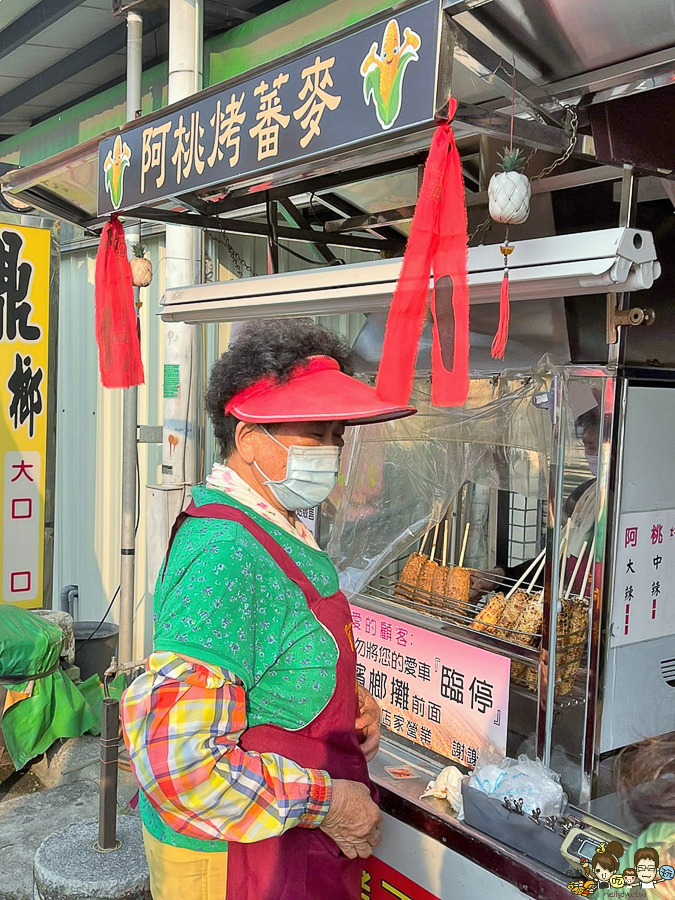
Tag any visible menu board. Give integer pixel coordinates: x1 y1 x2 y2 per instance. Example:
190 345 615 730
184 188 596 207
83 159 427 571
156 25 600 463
611 509 675 647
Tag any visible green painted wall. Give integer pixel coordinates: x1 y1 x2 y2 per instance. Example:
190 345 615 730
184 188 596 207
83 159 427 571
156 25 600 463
0 64 168 166
206 0 399 85
0 0 394 167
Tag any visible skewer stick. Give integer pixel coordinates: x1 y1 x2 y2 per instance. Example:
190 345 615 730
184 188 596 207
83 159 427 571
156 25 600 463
430 522 441 562
419 522 433 557
458 523 470 568
564 541 588 601
505 547 546 600
559 519 572 562
580 538 596 600
442 519 449 567
527 556 547 594
558 519 573 599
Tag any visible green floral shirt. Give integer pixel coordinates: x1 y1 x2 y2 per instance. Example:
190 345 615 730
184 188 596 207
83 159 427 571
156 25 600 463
154 486 340 730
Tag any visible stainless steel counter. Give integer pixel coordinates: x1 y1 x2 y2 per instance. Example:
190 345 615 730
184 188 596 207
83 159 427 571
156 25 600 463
371 740 574 900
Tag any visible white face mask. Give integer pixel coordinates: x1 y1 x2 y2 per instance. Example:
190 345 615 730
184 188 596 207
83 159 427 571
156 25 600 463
255 426 341 511
587 454 598 477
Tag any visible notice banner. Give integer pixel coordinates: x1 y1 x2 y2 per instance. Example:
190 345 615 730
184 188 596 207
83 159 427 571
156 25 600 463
350 604 509 766
611 509 675 647
0 223 50 607
362 856 441 900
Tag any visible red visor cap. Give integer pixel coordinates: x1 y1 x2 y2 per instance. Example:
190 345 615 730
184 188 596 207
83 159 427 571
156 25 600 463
225 356 416 426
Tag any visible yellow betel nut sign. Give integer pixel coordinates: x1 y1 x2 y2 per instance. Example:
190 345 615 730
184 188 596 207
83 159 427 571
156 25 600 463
0 222 51 608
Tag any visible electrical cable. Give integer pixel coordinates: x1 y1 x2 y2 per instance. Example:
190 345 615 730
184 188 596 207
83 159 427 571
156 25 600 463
309 192 322 227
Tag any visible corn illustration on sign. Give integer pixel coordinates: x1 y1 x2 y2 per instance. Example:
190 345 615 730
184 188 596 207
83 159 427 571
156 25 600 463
360 20 422 130
103 134 132 210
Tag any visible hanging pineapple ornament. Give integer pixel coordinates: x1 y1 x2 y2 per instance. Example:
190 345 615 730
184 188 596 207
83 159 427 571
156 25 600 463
488 147 531 360
488 147 531 225
129 243 153 288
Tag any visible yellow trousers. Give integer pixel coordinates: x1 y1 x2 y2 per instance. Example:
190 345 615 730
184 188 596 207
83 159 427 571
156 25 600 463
142 826 228 900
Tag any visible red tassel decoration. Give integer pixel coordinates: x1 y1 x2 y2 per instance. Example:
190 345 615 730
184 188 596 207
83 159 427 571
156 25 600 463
376 98 470 408
94 215 145 388
491 242 513 360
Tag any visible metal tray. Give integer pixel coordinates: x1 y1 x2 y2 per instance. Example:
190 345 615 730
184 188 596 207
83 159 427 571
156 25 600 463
461 781 569 875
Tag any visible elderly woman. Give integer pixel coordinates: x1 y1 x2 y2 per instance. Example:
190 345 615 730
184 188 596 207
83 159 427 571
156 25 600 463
122 320 415 900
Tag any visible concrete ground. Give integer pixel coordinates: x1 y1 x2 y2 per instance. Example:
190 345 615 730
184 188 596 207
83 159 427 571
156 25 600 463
0 736 140 900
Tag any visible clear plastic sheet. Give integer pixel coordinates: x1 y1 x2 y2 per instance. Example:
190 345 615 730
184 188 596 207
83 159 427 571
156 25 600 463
327 366 553 596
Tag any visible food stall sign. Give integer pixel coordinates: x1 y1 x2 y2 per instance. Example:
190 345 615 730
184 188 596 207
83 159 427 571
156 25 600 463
1 223 51 608
362 856 441 900
350 604 510 765
611 508 675 647
97 0 443 216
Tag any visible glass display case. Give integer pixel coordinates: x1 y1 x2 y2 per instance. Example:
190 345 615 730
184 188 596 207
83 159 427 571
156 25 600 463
328 364 612 804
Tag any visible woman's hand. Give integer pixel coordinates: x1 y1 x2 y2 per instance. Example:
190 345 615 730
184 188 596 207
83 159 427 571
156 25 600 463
356 685 381 762
320 779 382 859
469 567 505 601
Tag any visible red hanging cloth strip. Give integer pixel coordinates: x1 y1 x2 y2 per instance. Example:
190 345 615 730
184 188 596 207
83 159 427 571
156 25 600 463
94 215 144 389
376 98 470 408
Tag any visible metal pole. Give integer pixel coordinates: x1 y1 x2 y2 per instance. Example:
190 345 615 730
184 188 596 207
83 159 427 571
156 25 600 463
162 0 203 488
119 10 143 663
96 698 121 851
607 165 638 369
267 198 279 274
536 374 567 766
580 374 622 803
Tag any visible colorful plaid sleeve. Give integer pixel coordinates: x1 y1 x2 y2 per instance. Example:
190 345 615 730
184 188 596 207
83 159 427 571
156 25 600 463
121 652 332 843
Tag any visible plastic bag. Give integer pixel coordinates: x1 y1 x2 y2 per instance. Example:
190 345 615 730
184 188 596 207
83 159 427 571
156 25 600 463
469 753 566 817
420 765 465 818
0 606 63 677
518 734 582 800
0 607 101 769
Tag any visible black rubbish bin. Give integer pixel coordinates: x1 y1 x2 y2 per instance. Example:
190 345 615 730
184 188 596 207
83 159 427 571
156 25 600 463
74 622 119 683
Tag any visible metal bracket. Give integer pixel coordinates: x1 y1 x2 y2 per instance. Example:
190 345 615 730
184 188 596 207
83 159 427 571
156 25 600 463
606 292 656 344
278 198 338 264
451 23 563 127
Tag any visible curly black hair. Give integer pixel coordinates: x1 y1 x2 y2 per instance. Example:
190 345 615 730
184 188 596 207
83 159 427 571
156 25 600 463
620 731 675 827
205 319 354 459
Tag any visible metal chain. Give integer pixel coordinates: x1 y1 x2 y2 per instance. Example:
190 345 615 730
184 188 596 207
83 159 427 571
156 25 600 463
527 105 579 181
211 224 257 279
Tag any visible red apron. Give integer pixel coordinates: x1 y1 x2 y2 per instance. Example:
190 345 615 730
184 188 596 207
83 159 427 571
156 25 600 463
170 501 373 900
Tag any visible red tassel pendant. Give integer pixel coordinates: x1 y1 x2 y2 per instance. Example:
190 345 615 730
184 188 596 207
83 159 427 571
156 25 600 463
491 241 513 360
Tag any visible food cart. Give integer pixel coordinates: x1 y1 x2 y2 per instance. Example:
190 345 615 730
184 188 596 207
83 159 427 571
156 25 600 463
160 246 671 899
4 0 675 896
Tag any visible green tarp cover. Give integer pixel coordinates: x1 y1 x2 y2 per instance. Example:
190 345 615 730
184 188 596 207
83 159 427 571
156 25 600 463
0 607 103 770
